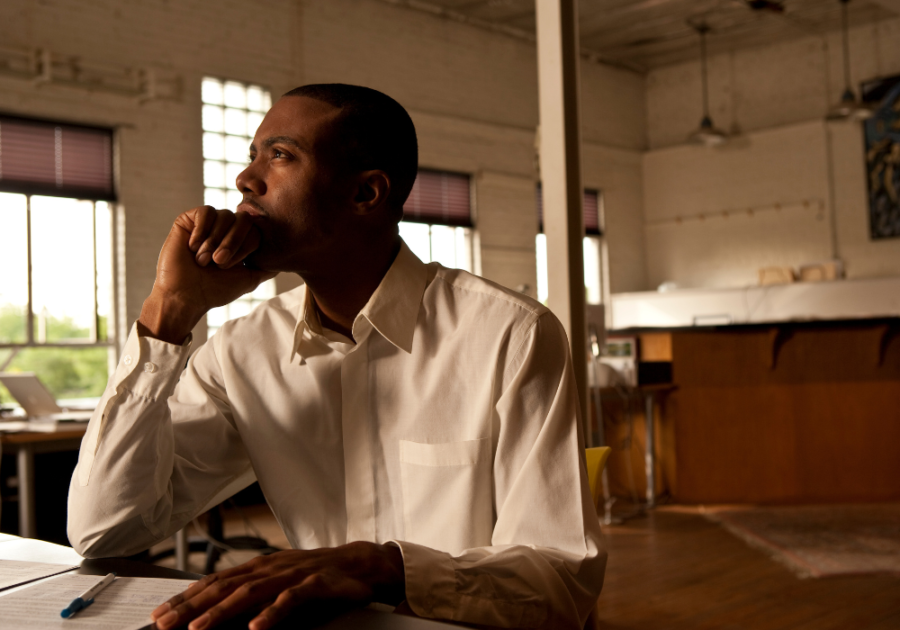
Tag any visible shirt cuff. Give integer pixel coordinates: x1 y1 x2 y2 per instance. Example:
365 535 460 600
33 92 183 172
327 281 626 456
389 540 457 621
116 321 193 401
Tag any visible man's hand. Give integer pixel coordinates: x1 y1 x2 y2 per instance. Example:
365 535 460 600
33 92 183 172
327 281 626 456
139 206 277 344
150 542 405 630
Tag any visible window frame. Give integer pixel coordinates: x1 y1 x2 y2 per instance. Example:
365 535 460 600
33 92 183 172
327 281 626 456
0 193 116 353
200 76 276 338
535 188 608 306
399 168 476 272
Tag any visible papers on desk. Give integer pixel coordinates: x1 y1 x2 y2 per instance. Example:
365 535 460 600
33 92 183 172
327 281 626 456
0 573 194 630
0 560 77 591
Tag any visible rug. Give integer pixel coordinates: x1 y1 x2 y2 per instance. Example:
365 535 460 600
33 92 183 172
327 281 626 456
701 503 900 578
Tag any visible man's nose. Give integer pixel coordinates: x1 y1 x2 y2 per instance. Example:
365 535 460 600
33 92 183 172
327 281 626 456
236 163 266 196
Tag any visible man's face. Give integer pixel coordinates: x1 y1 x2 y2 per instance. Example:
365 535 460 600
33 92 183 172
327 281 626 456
235 96 355 274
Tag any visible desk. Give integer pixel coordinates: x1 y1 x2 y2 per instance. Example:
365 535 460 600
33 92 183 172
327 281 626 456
0 535 460 629
0 425 86 539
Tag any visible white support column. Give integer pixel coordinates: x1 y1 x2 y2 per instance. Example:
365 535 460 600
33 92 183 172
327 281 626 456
536 0 588 426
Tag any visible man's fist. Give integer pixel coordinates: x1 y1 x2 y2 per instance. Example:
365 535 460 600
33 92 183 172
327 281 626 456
138 206 277 344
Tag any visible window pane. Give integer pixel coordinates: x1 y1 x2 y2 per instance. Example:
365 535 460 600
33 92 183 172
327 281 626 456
224 108 247 136
204 161 226 188
225 135 248 163
0 347 108 403
228 300 252 320
225 163 243 190
205 188 226 208
201 78 224 105
250 280 277 300
455 227 473 273
206 278 276 337
430 225 458 269
203 132 225 160
247 86 265 112
95 202 113 340
399 222 430 262
584 236 602 305
223 81 247 108
0 193 28 343
202 105 224 132
226 190 243 210
30 196 95 342
247 112 264 137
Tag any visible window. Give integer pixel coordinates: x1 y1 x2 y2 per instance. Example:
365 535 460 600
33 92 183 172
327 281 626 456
399 169 474 272
535 187 606 305
201 77 276 337
0 116 115 406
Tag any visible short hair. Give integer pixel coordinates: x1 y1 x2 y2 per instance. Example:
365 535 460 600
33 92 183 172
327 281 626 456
283 84 418 218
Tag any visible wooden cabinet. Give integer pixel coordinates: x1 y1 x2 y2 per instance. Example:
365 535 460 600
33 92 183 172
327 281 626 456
603 319 900 504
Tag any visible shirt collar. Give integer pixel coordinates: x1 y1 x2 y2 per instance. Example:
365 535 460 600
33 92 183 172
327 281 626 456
291 240 427 361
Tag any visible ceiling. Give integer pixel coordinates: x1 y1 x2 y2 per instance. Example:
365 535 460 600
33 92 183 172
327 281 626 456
379 0 898 72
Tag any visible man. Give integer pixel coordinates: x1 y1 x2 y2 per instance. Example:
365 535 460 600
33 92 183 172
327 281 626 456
68 84 606 630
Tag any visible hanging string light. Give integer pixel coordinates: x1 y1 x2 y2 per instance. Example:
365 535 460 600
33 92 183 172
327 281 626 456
827 0 873 121
688 23 728 147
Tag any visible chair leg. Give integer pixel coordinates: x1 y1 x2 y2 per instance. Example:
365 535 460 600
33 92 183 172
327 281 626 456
205 505 225 574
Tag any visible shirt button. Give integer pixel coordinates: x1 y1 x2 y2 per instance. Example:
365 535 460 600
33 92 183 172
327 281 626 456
143 362 158 374
123 354 133 365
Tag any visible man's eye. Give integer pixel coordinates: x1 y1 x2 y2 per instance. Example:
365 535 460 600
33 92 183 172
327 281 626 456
273 149 286 158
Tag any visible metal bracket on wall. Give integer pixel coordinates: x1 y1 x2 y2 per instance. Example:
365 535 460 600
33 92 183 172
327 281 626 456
877 323 900 366
0 45 181 102
767 326 794 370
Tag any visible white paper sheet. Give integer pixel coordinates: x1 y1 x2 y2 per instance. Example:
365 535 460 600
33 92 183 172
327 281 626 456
0 560 76 591
0 573 195 630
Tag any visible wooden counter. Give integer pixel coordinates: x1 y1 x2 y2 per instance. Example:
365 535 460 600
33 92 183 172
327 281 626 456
603 318 900 504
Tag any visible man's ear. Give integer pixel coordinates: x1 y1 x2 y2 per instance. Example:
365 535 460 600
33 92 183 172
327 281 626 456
353 170 391 216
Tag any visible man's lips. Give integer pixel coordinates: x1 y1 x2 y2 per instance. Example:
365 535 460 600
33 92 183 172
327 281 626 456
237 199 267 218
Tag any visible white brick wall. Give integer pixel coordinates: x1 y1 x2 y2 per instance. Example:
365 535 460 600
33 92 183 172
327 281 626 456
643 18 900 288
0 0 648 347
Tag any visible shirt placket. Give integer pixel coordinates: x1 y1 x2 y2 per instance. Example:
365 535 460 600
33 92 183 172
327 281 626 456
341 318 377 543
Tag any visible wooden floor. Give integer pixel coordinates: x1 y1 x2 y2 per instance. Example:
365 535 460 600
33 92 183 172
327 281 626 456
153 503 900 629
596 506 900 630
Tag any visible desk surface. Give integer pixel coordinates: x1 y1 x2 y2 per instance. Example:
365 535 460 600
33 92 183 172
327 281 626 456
0 426 87 445
0 535 459 629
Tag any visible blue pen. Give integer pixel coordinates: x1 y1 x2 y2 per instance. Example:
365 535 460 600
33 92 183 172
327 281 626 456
60 572 117 618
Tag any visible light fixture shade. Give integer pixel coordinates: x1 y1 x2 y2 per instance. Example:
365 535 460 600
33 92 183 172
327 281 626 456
689 116 728 147
828 0 874 122
827 88 874 121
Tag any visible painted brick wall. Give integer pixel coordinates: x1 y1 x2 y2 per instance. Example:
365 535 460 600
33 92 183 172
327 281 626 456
643 17 900 289
0 0 648 351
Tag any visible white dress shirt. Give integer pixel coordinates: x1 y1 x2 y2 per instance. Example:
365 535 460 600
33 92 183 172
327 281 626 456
68 241 606 629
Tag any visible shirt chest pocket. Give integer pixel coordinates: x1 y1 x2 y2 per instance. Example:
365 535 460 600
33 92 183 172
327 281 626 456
399 438 493 555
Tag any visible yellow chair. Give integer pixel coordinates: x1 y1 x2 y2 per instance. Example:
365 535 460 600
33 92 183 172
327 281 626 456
583 446 611 630
585 446 612 511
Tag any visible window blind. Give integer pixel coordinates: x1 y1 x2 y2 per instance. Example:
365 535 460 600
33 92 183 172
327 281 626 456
0 115 115 200
536 185 602 236
403 169 471 227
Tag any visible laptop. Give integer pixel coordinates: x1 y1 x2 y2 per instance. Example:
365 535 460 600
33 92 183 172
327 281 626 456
0 372 95 421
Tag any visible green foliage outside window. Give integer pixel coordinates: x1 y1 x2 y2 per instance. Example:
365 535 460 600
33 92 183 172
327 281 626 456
0 305 109 405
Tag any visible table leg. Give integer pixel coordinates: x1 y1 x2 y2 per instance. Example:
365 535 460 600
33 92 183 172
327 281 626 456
644 393 656 509
175 528 189 573
17 444 36 538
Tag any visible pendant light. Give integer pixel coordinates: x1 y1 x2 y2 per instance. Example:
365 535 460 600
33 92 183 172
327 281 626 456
688 23 728 147
827 0 872 121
